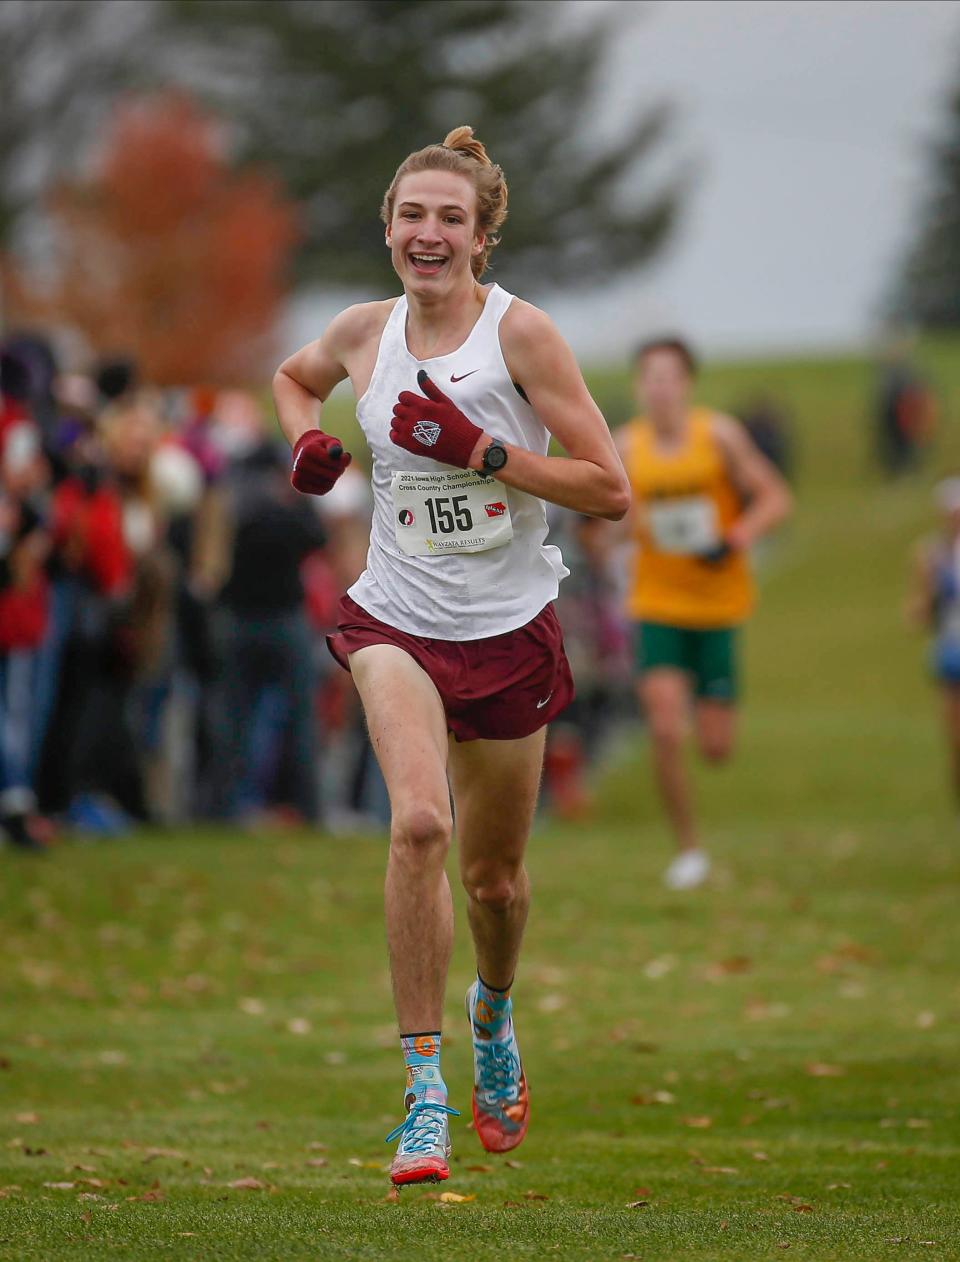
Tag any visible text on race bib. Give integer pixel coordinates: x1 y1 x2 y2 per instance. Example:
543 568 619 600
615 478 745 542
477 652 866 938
647 496 720 554
391 470 514 556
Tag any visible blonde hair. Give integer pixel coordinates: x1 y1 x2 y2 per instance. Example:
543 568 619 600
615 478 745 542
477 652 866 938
380 126 508 279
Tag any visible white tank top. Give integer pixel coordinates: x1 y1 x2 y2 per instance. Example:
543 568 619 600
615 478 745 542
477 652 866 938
348 284 568 640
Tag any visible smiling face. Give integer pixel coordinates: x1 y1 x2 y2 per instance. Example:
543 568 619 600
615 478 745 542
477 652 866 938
386 169 485 297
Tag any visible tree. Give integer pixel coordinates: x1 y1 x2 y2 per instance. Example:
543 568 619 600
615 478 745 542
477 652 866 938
892 80 960 328
6 93 299 384
0 1 683 299
0 0 159 252
163 0 682 292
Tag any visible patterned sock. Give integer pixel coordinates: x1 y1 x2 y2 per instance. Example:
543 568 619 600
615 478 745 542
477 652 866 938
400 1031 447 1111
472 974 514 1043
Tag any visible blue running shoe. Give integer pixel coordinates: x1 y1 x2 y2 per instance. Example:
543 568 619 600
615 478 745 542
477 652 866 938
466 981 530 1152
386 1100 459 1186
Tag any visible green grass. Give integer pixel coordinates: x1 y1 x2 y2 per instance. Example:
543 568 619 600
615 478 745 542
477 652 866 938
3 341 960 1259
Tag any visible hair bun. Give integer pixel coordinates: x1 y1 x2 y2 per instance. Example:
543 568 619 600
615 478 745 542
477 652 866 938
442 125 492 166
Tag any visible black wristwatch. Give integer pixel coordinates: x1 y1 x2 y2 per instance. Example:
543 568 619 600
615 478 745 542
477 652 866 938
481 438 508 474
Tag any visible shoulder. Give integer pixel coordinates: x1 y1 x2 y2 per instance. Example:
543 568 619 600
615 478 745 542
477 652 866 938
325 298 399 353
707 410 751 457
498 297 578 385
499 297 561 352
614 416 643 456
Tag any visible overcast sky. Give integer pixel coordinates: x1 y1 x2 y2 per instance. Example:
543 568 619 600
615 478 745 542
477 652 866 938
290 0 960 363
546 0 960 358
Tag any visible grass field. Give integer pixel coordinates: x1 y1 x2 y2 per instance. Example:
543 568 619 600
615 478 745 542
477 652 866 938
3 344 960 1260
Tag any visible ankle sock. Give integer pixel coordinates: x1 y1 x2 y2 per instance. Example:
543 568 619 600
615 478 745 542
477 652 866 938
472 974 514 1042
400 1031 447 1110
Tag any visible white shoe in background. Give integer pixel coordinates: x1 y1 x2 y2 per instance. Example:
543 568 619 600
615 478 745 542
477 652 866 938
663 849 711 890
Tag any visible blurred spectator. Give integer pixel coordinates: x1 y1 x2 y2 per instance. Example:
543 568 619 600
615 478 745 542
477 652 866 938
0 343 53 849
738 393 794 481
907 477 960 808
308 464 389 832
546 509 635 818
874 334 938 476
212 421 326 827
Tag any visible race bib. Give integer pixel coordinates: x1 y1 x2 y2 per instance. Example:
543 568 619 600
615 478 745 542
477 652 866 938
647 496 719 554
391 469 514 556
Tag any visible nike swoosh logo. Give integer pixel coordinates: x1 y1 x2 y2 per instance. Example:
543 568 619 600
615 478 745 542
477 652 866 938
536 693 553 709
450 370 479 383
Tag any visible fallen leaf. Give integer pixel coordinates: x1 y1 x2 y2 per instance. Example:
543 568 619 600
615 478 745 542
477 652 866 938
793 1203 814 1213
305 1158 328 1168
720 1219 729 1230
15 1112 39 1125
465 1164 492 1172
0 1186 22 1198
227 1177 266 1190
77 1192 101 1202
43 1181 76 1190
524 1190 549 1201
805 1062 845 1078
626 1200 649 1209
906 1118 931 1129
308 1141 328 1151
752 1151 770 1161
682 1116 713 1129
702 1166 738 1175
776 1244 791 1250
143 1148 186 1162
287 1018 312 1035
634 1186 652 1197
439 1191 475 1203
505 1159 523 1169
384 1187 400 1202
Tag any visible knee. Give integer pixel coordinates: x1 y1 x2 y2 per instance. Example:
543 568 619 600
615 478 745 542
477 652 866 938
699 736 733 764
391 802 452 859
648 715 684 751
462 862 525 913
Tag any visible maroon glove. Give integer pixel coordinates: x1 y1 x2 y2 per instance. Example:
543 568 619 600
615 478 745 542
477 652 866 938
390 370 484 469
290 430 352 495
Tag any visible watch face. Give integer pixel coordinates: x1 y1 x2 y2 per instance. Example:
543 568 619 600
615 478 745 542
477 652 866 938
485 443 507 471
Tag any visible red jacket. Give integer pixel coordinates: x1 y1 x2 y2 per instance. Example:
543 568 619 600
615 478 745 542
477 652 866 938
51 478 133 596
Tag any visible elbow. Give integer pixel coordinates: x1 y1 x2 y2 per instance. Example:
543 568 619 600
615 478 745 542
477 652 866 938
604 475 632 522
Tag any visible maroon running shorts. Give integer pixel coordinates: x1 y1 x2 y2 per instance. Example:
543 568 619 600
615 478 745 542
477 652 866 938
327 594 574 742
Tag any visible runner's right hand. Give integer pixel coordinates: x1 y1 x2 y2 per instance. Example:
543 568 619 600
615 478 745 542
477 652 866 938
290 430 352 496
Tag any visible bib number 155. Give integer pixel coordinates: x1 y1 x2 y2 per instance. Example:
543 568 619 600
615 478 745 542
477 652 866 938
425 495 473 535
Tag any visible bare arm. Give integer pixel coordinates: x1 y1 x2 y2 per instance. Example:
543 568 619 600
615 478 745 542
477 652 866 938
272 303 386 447
466 302 631 521
712 414 793 550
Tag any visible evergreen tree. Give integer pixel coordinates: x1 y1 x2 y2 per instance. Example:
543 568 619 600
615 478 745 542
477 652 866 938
1 0 683 296
893 80 960 327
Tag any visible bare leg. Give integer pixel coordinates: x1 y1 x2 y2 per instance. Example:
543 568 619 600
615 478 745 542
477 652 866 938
349 645 453 1033
448 728 546 989
695 699 737 764
638 669 698 854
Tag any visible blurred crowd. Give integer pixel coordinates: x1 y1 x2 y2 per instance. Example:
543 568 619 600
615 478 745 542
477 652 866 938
0 333 637 852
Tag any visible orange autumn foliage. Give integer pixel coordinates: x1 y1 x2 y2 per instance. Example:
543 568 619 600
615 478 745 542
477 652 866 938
7 93 299 385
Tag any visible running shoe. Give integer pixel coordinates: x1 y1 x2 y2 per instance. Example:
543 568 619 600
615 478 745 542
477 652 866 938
385 1100 459 1186
465 981 530 1153
663 848 711 890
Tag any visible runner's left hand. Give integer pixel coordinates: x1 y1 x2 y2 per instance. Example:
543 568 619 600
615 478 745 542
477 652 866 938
391 370 484 469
